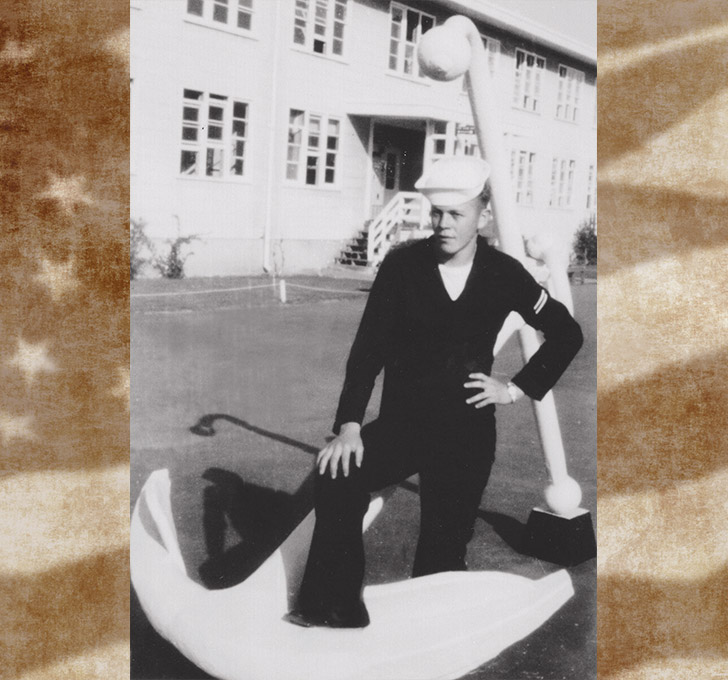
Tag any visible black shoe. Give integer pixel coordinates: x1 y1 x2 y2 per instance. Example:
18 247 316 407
284 603 370 629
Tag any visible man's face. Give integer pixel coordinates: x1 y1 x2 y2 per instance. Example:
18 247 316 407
430 196 488 261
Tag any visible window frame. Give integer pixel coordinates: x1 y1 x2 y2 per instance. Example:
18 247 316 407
387 2 436 78
179 89 250 181
549 157 577 208
555 64 585 123
292 0 349 59
585 162 596 211
461 34 501 93
512 47 546 113
285 108 342 188
185 0 255 36
510 149 536 206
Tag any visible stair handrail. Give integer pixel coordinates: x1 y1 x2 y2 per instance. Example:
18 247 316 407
367 192 428 266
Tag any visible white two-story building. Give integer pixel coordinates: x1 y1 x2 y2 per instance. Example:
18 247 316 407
130 0 596 276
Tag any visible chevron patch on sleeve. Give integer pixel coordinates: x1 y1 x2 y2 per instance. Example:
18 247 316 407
534 289 548 314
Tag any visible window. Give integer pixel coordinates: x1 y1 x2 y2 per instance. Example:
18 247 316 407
549 157 576 208
454 132 479 156
586 163 596 211
510 149 536 205
462 35 500 93
556 65 584 122
186 0 254 32
293 0 348 57
430 120 449 159
512 48 545 112
388 3 434 76
179 89 249 179
286 109 340 186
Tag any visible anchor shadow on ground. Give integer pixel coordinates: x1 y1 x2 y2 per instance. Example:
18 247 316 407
198 467 314 589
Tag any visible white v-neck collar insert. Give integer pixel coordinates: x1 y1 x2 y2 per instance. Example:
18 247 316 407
437 260 473 301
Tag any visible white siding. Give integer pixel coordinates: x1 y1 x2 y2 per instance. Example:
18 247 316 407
131 0 596 276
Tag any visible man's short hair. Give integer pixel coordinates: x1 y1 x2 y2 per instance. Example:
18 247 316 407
479 182 492 206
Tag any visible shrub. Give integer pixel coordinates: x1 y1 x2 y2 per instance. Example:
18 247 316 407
152 234 200 279
572 215 597 264
130 218 153 280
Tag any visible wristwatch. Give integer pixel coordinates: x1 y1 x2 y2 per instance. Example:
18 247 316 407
506 381 520 404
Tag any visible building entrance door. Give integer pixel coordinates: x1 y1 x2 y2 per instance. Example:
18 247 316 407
371 146 401 217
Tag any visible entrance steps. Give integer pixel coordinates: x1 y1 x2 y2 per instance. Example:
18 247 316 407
335 227 370 267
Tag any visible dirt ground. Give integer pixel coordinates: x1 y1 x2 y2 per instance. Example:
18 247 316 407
130 275 596 680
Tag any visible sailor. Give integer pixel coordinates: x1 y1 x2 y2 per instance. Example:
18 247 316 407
286 155 583 628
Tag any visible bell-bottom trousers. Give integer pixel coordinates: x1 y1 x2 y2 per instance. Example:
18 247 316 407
296 412 496 617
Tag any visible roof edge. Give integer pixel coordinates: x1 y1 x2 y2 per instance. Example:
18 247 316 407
437 0 597 66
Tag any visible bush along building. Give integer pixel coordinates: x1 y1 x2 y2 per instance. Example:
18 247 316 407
131 0 596 277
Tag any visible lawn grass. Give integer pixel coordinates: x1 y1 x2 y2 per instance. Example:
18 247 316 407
131 277 596 680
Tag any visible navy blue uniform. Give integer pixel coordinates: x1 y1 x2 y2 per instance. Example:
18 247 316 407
296 236 583 623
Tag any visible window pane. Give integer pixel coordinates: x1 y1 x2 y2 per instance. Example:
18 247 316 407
180 150 197 174
286 164 298 180
327 119 339 136
406 10 418 41
434 120 447 134
434 139 446 154
326 152 336 166
184 89 203 101
421 15 433 33
209 105 224 121
187 0 203 17
335 2 346 21
334 22 344 38
313 39 325 53
389 55 397 70
183 106 199 121
232 159 244 175
325 168 335 183
237 11 251 30
294 27 306 44
235 140 245 156
333 39 343 55
182 126 198 141
287 146 300 162
206 148 223 176
392 6 403 22
308 134 319 148
309 117 321 133
239 0 253 7
404 44 414 73
208 125 223 140
289 129 301 144
213 4 228 23
306 156 318 184
232 120 246 137
327 136 338 150
233 101 247 118
295 0 308 24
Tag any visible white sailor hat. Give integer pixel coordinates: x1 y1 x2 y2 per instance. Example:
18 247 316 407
415 156 491 206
